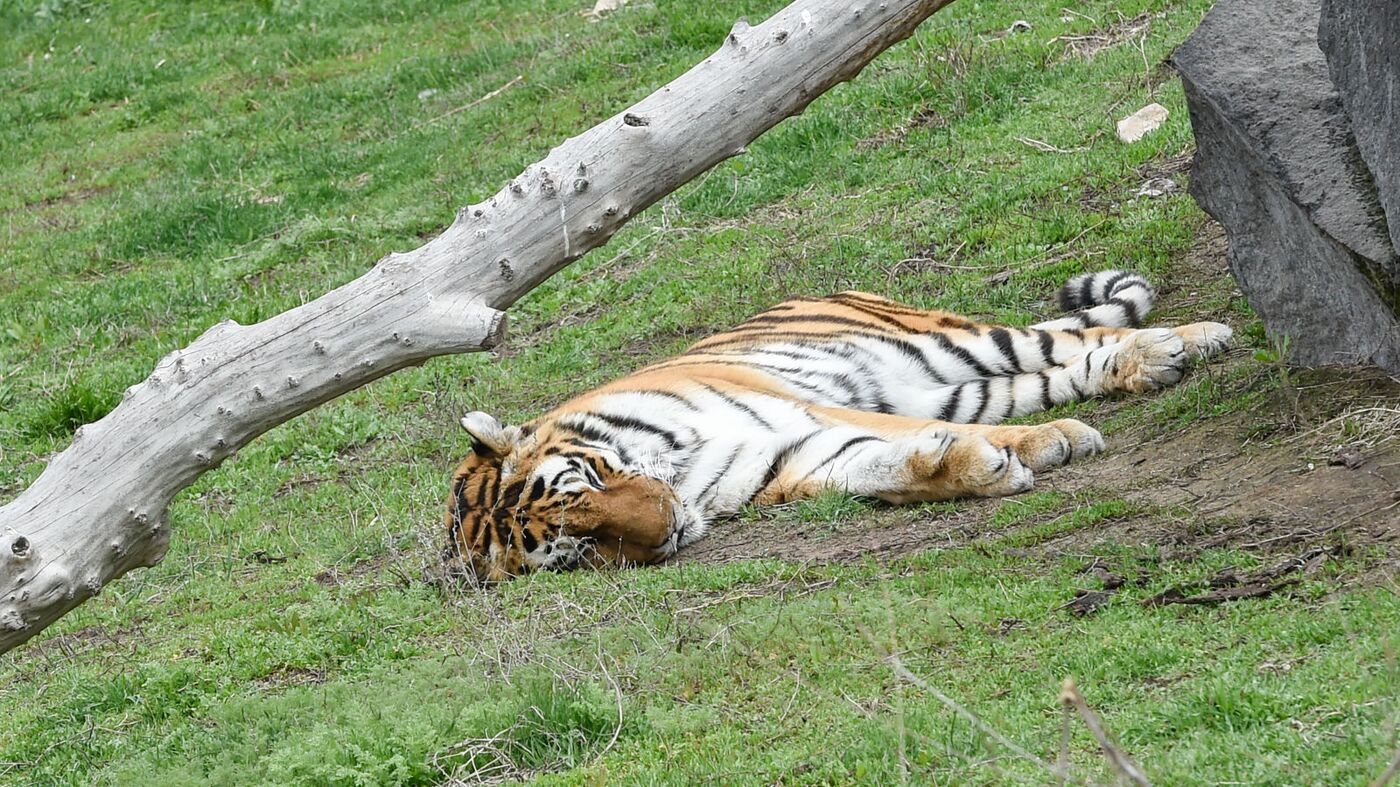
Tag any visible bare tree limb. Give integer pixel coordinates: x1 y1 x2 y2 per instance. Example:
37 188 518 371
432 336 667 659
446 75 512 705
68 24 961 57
0 0 959 654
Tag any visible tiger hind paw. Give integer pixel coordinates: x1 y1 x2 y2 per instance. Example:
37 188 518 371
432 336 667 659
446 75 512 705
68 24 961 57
1173 321 1233 360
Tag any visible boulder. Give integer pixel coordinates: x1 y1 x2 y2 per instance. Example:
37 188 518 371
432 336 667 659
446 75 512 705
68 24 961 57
1174 0 1400 372
1319 0 1400 261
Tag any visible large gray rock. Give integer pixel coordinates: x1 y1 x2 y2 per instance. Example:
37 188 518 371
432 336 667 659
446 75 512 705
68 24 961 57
1174 0 1400 372
1319 0 1400 262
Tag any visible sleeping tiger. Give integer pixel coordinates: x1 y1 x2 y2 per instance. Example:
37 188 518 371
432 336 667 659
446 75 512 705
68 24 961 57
444 270 1231 582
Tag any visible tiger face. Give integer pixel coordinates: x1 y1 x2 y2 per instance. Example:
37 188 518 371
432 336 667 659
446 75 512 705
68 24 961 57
442 412 696 582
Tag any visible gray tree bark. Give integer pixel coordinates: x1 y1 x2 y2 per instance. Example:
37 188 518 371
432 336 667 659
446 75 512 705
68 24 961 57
0 0 957 654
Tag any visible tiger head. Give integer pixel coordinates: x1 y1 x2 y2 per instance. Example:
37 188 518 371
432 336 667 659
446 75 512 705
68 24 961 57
442 411 698 583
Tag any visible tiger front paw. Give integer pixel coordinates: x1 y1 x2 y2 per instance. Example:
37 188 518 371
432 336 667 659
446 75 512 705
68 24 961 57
1011 419 1105 472
946 435 1036 498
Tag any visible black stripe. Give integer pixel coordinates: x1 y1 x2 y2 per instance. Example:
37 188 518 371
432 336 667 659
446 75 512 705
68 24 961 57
563 420 613 445
585 412 682 449
520 528 539 554
754 433 817 500
634 389 702 411
740 313 901 331
699 383 777 431
561 421 636 466
1100 271 1131 301
1078 274 1096 308
827 294 916 330
937 384 963 422
1107 296 1141 326
499 480 526 509
932 333 993 378
581 457 604 488
684 330 830 352
1037 371 1052 411
828 291 933 316
989 328 1020 373
483 471 501 508
969 378 992 424
808 435 884 474
528 476 547 502
473 511 492 550
858 333 946 384
694 445 743 504
1036 330 1056 366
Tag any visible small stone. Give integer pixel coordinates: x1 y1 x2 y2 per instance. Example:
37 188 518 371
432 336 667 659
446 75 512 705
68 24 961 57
1135 177 1178 199
417 88 437 101
1008 19 1032 33
1329 447 1366 469
586 0 630 20
1116 103 1169 143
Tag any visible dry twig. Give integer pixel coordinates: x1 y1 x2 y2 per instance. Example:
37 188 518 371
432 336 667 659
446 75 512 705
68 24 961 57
415 75 525 128
1372 748 1400 787
1059 678 1151 787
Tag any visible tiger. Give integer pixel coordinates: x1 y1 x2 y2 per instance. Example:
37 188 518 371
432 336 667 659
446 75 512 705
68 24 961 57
443 270 1232 582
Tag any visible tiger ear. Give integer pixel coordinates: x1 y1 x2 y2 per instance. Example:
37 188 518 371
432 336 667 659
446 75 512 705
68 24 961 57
459 411 522 457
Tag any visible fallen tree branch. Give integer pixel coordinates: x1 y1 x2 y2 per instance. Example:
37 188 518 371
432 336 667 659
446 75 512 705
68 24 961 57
0 0 960 654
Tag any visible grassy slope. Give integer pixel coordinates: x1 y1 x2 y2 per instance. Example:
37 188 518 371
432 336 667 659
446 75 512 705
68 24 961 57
1 0 1396 784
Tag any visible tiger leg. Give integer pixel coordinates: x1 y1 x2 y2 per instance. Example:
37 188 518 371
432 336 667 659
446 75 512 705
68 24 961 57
754 421 1036 505
917 322 1233 423
758 406 1114 504
811 405 1104 472
919 320 1233 383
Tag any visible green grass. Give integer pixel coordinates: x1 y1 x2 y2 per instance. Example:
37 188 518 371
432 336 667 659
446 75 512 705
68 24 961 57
2 0 1397 784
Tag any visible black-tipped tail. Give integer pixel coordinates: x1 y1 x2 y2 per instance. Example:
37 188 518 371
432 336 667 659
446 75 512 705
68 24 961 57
1038 270 1157 330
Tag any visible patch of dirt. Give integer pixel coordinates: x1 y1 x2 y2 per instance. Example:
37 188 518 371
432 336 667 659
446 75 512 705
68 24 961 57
1052 364 1400 554
7 623 144 676
678 506 989 566
678 229 1400 572
254 664 328 690
1053 10 1161 63
2 184 114 217
855 107 949 152
314 554 393 587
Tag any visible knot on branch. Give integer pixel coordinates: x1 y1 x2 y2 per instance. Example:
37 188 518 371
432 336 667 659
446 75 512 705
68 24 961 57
8 536 31 559
622 113 650 127
728 17 751 45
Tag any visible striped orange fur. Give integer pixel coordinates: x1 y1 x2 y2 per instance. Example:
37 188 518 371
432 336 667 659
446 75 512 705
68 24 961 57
444 271 1231 582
